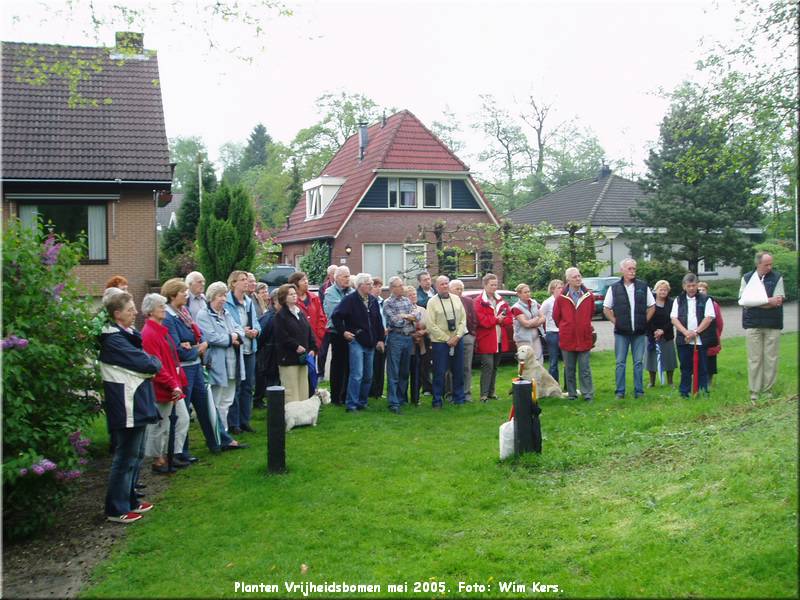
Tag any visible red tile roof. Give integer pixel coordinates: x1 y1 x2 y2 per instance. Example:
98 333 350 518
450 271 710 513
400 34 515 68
275 110 497 243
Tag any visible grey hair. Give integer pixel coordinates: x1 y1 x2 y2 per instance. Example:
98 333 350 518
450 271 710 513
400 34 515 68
565 267 580 279
353 272 372 288
206 281 229 302
388 275 404 287
755 251 772 265
102 287 125 306
327 264 338 275
619 257 637 269
185 271 205 286
141 293 167 317
334 265 350 278
449 278 464 290
682 272 698 285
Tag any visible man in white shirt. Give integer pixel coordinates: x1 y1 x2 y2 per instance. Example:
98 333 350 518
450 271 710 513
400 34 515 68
670 273 716 398
603 258 655 399
739 251 786 401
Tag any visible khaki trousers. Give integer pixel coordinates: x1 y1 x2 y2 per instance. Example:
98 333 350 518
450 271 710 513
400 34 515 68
279 365 308 404
745 328 781 395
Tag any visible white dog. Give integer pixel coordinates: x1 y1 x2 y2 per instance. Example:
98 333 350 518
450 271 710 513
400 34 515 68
515 345 567 399
284 388 331 432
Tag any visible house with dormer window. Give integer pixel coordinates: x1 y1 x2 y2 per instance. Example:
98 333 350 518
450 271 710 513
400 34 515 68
275 110 502 285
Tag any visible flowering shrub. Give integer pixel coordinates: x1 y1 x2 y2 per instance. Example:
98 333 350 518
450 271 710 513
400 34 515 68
2 220 101 540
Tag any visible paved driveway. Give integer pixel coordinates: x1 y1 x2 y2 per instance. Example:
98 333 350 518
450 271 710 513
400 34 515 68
591 302 797 351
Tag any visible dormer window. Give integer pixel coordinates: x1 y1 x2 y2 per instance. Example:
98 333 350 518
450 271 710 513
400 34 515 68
302 175 346 220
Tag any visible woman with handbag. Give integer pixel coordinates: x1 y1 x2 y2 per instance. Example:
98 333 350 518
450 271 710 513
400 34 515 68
273 284 317 403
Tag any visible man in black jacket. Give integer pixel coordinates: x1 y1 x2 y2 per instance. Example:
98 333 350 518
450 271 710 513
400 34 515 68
739 251 786 402
603 258 655 399
331 273 385 412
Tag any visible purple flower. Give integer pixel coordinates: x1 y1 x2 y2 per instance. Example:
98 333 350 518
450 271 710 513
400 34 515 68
69 431 82 444
15 338 28 349
32 464 45 476
19 468 28 476
2 335 29 350
41 235 62 266
66 470 82 480
78 458 88 465
40 459 57 471
55 470 65 480
52 283 66 301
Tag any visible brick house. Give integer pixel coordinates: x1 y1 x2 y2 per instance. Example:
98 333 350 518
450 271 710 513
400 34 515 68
275 110 502 287
1 34 173 303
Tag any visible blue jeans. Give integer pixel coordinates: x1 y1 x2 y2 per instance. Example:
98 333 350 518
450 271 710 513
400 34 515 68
677 343 709 397
347 341 374 410
181 363 216 454
229 352 255 428
386 332 412 409
545 331 561 382
614 333 647 397
105 426 146 516
432 339 465 406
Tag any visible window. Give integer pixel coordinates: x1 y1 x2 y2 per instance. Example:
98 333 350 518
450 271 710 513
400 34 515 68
20 202 107 261
479 250 493 276
700 259 716 274
441 249 457 277
363 243 426 283
306 188 322 218
423 180 440 208
399 179 417 208
388 179 398 208
457 252 478 278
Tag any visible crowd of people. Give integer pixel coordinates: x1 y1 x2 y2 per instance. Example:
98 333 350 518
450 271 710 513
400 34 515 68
98 251 787 524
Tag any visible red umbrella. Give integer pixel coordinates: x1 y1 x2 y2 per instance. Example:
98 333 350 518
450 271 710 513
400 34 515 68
692 338 700 395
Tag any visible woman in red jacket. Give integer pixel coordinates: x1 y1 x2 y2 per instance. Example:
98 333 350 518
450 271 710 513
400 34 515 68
288 272 327 350
553 267 595 402
141 293 190 474
474 273 512 402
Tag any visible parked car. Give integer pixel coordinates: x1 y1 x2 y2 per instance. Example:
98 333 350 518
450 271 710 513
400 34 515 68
462 289 548 365
582 276 618 318
258 264 296 291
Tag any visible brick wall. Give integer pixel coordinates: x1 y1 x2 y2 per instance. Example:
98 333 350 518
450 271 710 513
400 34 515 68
279 210 503 289
2 191 158 304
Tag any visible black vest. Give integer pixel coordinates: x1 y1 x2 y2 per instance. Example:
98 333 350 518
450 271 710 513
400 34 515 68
675 292 717 347
611 278 649 335
742 270 783 330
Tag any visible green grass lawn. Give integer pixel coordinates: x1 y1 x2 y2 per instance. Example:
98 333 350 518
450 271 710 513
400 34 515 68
83 334 798 598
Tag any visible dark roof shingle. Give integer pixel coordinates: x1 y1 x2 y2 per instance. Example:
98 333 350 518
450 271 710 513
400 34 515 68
505 173 648 228
1 41 171 182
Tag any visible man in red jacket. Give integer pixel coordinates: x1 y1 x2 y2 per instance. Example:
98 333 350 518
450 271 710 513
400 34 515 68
553 267 595 402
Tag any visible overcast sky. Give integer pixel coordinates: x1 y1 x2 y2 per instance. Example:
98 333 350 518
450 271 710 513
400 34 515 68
3 0 742 178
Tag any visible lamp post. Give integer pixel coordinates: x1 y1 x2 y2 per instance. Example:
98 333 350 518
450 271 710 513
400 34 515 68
195 153 204 205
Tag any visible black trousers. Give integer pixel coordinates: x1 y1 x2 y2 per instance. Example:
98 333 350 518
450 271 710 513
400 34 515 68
329 332 350 405
369 345 386 397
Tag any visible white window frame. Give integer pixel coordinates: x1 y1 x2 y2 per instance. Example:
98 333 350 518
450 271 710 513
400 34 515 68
306 187 322 219
423 180 440 208
399 179 417 208
362 243 427 283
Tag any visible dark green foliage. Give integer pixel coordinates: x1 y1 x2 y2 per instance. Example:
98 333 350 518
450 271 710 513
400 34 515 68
299 240 330 285
633 259 690 294
197 182 256 283
627 83 763 274
2 220 101 540
240 123 272 172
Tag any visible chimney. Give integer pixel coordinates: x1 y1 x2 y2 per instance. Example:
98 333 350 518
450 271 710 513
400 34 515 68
358 122 368 161
115 32 144 53
597 163 612 180
381 111 387 128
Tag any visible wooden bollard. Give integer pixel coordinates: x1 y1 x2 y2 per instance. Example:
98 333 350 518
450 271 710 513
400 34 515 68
266 386 286 474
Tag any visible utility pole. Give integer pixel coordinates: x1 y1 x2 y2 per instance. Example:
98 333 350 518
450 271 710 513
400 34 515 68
196 153 204 205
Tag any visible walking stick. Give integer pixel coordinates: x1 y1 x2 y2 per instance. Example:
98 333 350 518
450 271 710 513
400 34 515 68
692 338 699 396
167 402 178 470
656 340 664 385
